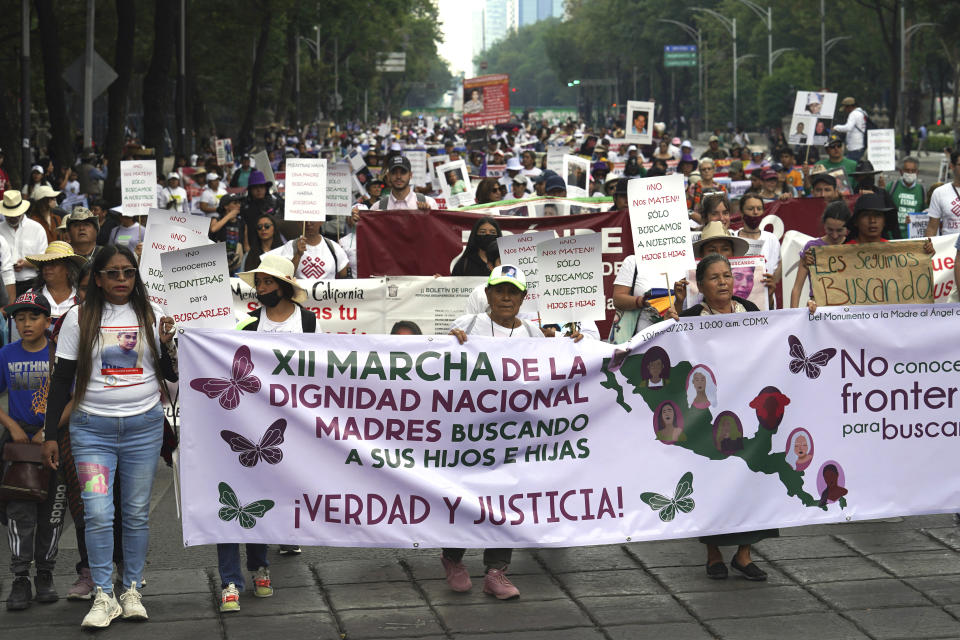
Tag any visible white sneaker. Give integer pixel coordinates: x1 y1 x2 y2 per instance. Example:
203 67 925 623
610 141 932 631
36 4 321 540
81 587 122 629
120 581 148 620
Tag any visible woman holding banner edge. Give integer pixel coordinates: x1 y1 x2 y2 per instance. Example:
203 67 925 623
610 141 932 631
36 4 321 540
446 264 582 599
40 245 179 628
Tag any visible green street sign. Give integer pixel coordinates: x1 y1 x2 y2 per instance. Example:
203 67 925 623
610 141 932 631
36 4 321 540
664 45 697 68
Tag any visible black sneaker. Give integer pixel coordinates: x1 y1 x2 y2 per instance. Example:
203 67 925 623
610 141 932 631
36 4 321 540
35 570 59 603
6 576 32 611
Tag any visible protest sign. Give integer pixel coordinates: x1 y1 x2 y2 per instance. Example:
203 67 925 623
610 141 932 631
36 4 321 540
625 101 654 145
428 154 450 184
685 255 769 311
462 74 511 128
284 158 327 222
908 213 929 239
215 138 234 166
810 240 933 306
789 91 837 146
546 148 568 175
562 155 590 198
867 129 896 172
230 276 484 336
140 209 212 308
251 150 275 186
537 232 605 323
627 174 696 276
727 180 752 199
325 163 353 218
120 160 157 218
496 231 553 313
180 307 960 548
437 159 474 208
160 243 234 328
406 150 429 187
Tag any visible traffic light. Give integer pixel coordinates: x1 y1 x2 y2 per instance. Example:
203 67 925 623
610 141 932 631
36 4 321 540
511 87 517 92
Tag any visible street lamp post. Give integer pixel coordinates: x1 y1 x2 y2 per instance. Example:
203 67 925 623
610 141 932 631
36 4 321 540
297 26 320 126
770 48 796 67
738 0 772 76
822 36 850 88
691 8 737 128
659 19 704 135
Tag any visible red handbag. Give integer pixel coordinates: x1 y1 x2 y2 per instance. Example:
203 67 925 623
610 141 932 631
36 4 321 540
0 442 52 502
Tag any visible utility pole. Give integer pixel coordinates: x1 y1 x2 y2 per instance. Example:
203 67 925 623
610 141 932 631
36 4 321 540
83 0 94 149
177 0 186 156
21 0 31 182
295 36 300 128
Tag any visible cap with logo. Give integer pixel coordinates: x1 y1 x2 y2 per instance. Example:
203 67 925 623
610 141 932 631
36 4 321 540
387 155 412 172
487 264 527 292
4 290 52 317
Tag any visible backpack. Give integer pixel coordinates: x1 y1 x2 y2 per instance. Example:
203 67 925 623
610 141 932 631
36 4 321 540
379 192 426 209
606 265 662 344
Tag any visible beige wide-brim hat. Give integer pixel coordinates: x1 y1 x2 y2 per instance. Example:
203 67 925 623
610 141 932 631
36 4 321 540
237 253 307 303
693 222 749 259
26 240 87 268
31 185 61 201
1 191 31 217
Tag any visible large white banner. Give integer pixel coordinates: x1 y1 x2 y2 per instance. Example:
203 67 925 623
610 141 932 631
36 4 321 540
180 306 960 547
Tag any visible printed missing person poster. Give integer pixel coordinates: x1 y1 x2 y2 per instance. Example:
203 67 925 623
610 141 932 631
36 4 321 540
625 101 655 145
462 74 511 128
789 91 837 146
437 159 474 208
562 155 590 198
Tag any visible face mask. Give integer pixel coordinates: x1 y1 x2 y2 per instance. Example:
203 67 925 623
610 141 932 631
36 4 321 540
476 234 497 250
257 290 282 308
743 214 764 230
901 172 917 186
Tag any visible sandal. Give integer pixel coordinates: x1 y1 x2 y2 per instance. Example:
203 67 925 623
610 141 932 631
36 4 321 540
730 556 767 581
705 561 728 579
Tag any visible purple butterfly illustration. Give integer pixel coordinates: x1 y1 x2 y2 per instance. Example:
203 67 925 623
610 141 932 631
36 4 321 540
220 419 286 467
190 345 261 410
787 335 837 379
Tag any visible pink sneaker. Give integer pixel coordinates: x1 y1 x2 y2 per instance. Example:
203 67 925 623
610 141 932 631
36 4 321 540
482 568 519 600
67 568 95 600
441 557 473 592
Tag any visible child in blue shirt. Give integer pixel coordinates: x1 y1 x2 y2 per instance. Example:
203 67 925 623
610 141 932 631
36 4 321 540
0 291 62 610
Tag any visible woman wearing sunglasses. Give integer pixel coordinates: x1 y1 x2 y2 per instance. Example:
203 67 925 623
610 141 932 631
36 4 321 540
241 213 284 272
41 245 178 629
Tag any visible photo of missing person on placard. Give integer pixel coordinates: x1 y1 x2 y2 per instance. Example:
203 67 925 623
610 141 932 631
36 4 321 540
625 101 654 145
792 91 838 120
812 118 831 146
437 159 474 207
533 202 566 217
100 325 146 387
788 115 817 145
562 155 590 197
463 87 484 114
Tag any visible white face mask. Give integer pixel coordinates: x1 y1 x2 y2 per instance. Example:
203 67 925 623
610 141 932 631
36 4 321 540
901 172 917 186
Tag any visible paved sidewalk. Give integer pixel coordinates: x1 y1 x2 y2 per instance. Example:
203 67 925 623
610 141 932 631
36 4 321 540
3 466 960 638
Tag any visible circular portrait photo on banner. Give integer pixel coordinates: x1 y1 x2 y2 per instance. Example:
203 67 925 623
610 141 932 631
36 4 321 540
640 346 671 389
713 411 744 455
686 364 717 410
816 460 848 507
653 400 685 444
785 428 814 472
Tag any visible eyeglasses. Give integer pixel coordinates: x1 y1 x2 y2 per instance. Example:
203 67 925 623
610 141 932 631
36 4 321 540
256 224 273 230
100 268 137 281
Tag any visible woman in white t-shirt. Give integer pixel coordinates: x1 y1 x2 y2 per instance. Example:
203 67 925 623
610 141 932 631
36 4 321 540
41 245 177 629
444 265 582 601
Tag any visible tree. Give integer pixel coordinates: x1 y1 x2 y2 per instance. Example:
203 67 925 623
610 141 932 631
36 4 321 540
236 8 272 152
103 0 135 205
34 0 72 170
142 0 177 163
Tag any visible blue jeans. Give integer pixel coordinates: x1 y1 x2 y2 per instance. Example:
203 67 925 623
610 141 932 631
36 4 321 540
847 148 865 162
217 544 269 590
69 402 163 592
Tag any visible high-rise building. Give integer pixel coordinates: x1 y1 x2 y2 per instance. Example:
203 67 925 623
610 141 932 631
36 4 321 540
519 0 564 26
483 0 509 49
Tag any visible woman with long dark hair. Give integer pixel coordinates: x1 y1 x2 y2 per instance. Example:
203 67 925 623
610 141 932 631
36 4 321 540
451 216 502 277
41 245 177 629
241 213 284 272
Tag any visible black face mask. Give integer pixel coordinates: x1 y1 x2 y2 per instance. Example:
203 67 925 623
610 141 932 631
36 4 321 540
257 290 282 308
476 234 497 251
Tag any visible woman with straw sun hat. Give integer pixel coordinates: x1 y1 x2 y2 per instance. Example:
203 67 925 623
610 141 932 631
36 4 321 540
26 241 86 319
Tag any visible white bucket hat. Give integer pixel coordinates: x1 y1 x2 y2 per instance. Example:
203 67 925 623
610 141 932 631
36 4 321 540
237 254 307 303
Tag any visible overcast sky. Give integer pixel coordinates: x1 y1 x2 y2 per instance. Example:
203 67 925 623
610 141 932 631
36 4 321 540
436 0 475 77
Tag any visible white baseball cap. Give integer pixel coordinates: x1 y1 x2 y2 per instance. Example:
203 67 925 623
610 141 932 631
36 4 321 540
207 172 220 181
487 264 527 292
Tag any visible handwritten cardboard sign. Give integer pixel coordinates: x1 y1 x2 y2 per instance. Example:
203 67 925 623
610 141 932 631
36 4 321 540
285 158 327 221
160 243 234 328
536 232 605 323
867 129 896 172
325 163 352 218
120 160 157 218
627 174 696 275
810 240 933 306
